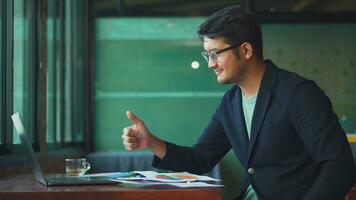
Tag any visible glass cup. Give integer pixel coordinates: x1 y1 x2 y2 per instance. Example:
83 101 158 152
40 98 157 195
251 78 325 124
65 158 91 176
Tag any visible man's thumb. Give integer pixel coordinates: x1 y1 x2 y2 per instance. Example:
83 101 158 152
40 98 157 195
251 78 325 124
126 111 141 124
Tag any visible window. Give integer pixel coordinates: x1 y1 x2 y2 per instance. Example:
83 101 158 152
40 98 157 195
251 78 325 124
0 0 38 154
0 0 92 159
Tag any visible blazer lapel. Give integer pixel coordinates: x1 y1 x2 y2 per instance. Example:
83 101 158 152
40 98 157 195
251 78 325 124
248 60 277 159
249 91 271 154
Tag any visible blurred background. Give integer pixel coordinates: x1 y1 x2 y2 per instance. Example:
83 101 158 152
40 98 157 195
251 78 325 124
1 0 356 199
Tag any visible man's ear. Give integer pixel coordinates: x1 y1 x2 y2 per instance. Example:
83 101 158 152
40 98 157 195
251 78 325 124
241 42 253 59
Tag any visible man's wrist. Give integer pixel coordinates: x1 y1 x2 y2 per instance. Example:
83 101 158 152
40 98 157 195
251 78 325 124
148 134 166 159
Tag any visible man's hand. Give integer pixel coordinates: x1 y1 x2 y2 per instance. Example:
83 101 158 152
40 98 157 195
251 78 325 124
122 111 151 151
122 111 167 159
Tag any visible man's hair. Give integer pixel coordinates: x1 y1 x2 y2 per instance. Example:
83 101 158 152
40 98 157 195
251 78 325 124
197 5 263 59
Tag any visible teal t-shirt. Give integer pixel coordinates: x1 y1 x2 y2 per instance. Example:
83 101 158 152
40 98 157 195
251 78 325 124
241 91 258 200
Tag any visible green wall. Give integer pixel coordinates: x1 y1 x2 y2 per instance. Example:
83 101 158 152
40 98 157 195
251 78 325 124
95 17 356 199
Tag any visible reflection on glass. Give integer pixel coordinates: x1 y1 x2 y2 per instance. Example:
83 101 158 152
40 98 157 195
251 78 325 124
46 0 66 145
46 0 85 146
13 0 28 144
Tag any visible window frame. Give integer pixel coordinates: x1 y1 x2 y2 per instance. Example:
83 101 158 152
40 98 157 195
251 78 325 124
93 0 356 23
0 0 4 146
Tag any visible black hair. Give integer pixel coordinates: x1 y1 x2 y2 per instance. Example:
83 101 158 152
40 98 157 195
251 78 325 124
197 5 263 59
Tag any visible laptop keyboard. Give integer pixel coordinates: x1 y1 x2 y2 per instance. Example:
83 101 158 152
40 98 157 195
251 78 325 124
45 176 114 185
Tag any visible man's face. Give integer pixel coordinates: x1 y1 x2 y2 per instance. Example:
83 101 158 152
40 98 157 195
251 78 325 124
203 37 246 84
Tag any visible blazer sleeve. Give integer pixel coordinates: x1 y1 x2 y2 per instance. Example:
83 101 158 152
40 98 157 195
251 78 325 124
289 81 356 200
152 100 232 175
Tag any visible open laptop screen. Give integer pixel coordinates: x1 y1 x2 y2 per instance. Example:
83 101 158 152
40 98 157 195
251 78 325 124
11 112 47 185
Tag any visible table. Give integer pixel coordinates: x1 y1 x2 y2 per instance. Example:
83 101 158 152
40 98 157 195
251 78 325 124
0 174 222 200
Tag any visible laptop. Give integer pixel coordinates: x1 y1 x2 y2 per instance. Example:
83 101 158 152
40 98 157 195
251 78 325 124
11 112 118 186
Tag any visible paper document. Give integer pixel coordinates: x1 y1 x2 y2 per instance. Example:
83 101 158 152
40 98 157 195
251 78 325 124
167 181 223 188
131 171 220 183
111 170 223 188
115 179 223 188
84 171 223 188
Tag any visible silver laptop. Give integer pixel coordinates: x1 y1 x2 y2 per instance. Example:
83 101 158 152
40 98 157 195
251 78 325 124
11 112 117 186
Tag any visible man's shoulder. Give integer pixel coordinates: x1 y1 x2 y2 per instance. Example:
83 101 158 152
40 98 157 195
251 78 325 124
278 67 308 81
271 61 312 88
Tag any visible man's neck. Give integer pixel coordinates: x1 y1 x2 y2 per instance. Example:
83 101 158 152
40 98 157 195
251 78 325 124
239 59 266 97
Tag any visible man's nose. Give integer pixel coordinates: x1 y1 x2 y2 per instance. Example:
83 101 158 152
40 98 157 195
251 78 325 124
208 59 217 68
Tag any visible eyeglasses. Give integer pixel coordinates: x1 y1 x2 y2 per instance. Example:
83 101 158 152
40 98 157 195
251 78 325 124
201 43 241 64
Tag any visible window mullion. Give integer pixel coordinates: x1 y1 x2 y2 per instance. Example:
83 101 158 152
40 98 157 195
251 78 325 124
37 0 47 158
59 0 65 146
4 0 14 151
0 0 4 146
25 0 37 150
70 0 76 143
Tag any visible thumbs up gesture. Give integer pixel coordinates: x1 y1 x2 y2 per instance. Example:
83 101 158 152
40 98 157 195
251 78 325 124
122 111 152 151
122 111 166 158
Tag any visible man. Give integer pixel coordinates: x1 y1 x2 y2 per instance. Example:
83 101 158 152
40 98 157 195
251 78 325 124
122 5 355 200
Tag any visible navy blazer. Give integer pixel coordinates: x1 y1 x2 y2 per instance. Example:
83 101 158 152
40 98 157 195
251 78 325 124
153 60 355 200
